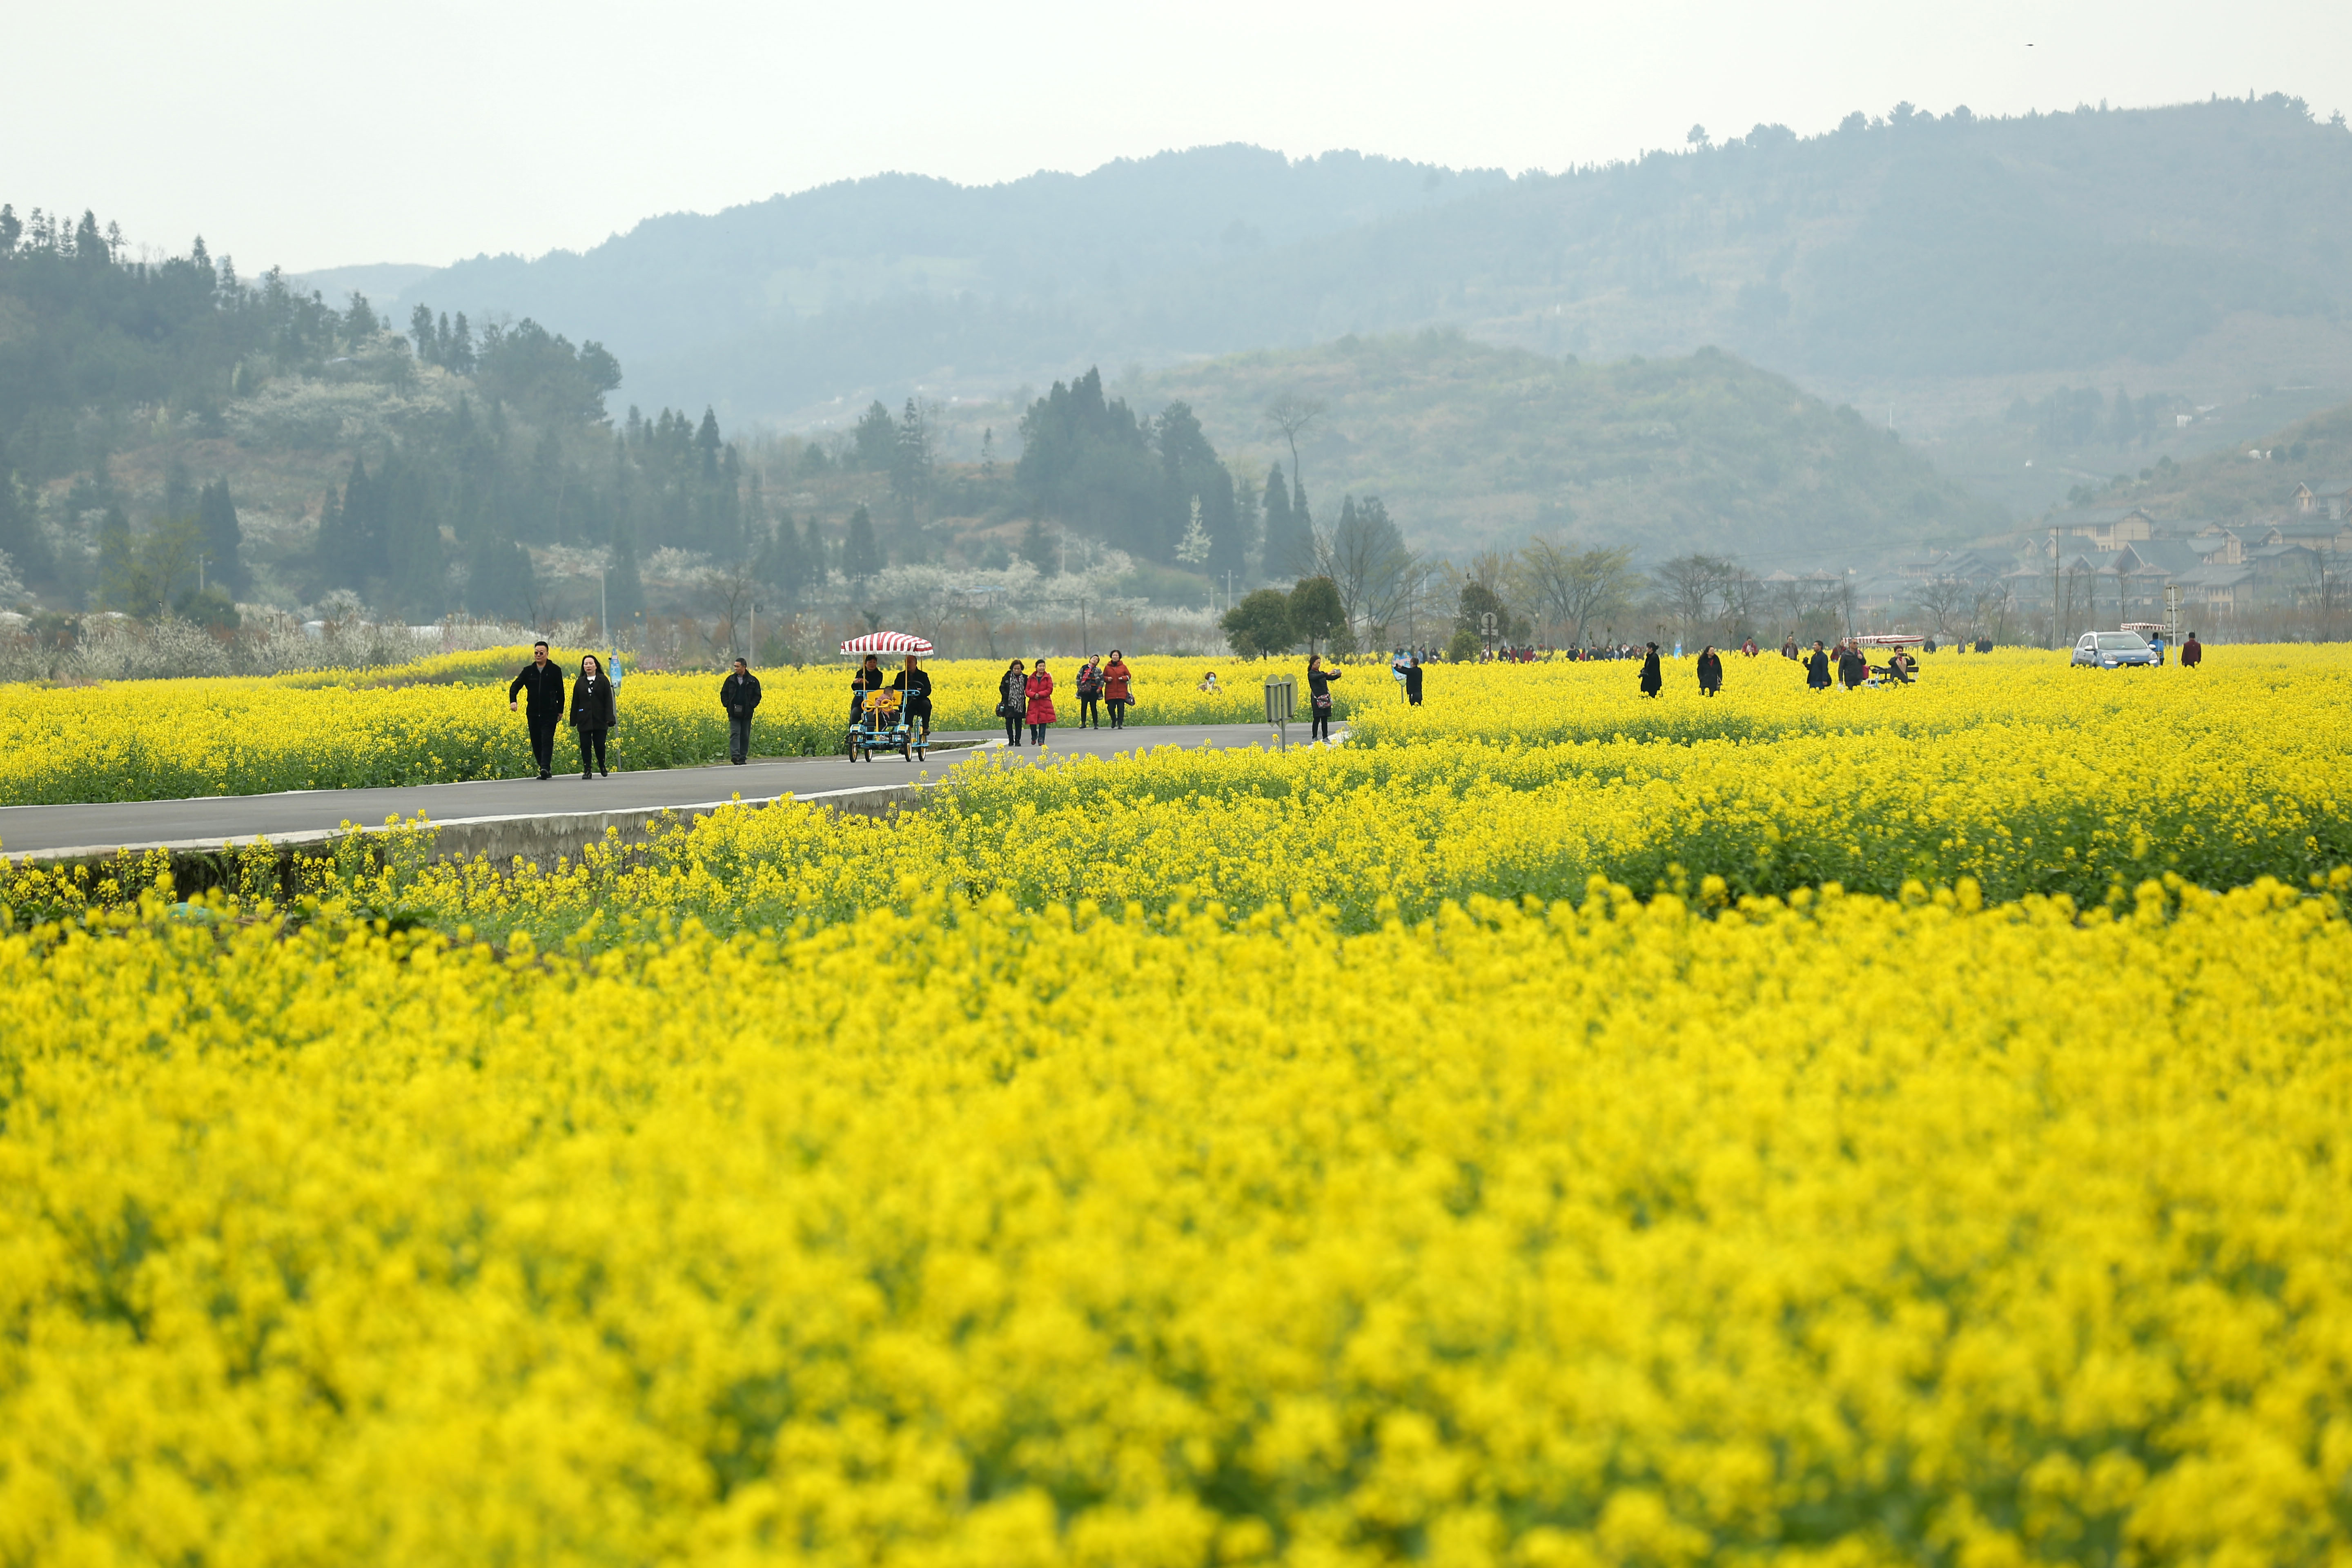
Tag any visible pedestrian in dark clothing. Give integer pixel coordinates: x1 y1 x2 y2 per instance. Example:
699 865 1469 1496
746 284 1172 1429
1024 660 1057 746
1697 646 1723 696
1075 657 1104 728
571 654 617 777
1103 652 1133 729
1837 641 1869 689
890 654 933 740
508 640 567 779
1805 641 1833 690
849 654 888 731
1404 656 1424 706
1885 649 1915 684
721 657 762 764
2181 632 2203 668
1638 643 1663 697
999 660 1028 745
1305 654 1342 741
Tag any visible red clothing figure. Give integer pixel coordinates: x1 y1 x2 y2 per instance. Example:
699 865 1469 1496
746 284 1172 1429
1024 668 1057 726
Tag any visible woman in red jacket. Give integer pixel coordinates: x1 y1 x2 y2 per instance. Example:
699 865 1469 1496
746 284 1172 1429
1024 658 1058 746
1102 650 1133 730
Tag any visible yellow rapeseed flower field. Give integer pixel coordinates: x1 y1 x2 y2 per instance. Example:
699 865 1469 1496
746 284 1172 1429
5 644 2351 1564
3 874 2350 1565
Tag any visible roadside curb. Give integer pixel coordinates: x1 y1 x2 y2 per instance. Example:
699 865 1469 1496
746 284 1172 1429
7 777 951 891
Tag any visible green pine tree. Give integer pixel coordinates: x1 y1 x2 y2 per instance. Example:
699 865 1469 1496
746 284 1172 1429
844 505 882 586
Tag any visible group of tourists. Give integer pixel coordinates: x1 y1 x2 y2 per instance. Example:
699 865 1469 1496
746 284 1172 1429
1628 635 1929 699
989 652 1136 746
507 639 1395 775
506 641 618 780
845 653 935 748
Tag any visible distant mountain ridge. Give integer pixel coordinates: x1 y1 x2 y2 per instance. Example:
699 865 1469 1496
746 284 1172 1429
383 96 2352 429
393 147 1502 421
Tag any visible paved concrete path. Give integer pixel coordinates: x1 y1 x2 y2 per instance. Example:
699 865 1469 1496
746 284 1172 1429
0 722 1343 858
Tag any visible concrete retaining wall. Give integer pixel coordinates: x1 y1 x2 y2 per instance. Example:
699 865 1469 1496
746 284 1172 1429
11 779 938 896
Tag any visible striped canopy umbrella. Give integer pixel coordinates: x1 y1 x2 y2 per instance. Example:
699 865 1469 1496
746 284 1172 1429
839 631 935 655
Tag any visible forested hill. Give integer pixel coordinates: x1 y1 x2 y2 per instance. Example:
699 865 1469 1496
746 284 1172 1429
0 208 741 623
1123 332 2011 563
380 95 2352 424
2052 396 2352 529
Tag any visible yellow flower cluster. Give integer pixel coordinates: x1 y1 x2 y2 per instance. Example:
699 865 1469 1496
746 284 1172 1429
5 645 2349 1562
3 874 2349 1565
161 648 2328 940
0 653 1269 804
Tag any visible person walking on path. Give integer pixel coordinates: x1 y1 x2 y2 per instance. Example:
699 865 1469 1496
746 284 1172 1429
1837 640 1869 690
1805 640 1833 690
2182 631 2203 668
1074 657 1104 729
571 654 617 778
999 660 1028 746
1103 652 1133 730
1404 654 1424 707
1638 642 1663 697
507 640 567 780
721 657 762 765
1697 645 1724 696
1305 653 1343 742
890 653 933 742
1024 659 1058 747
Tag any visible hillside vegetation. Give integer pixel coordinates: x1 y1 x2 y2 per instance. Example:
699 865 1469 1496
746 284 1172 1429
1111 332 2009 564
2054 396 2352 526
379 96 2352 423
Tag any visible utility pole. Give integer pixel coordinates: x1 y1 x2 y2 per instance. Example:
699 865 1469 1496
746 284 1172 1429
2050 527 2059 649
196 553 207 594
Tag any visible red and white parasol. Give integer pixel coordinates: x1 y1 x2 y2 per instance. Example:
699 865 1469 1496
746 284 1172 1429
839 631 935 655
1850 633 1927 648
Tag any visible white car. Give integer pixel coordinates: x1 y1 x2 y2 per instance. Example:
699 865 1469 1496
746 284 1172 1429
2071 631 2158 668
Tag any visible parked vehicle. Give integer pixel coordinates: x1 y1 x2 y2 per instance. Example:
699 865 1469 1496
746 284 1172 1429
2071 630 2159 669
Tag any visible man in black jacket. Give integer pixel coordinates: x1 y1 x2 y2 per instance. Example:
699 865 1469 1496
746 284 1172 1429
1838 641 1870 689
507 641 566 779
889 654 933 741
721 657 762 764
1805 641 1833 690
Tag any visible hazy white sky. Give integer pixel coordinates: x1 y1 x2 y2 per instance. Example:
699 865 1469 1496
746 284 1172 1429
6 0 2345 273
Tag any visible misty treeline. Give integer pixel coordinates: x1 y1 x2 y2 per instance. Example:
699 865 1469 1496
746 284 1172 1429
0 206 1381 633
1236 541 1889 660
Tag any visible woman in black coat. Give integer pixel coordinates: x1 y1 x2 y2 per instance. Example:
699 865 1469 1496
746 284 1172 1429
1696 646 1723 696
1305 654 1342 742
571 654 617 777
1804 641 1833 690
1638 642 1663 697
998 660 1028 747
